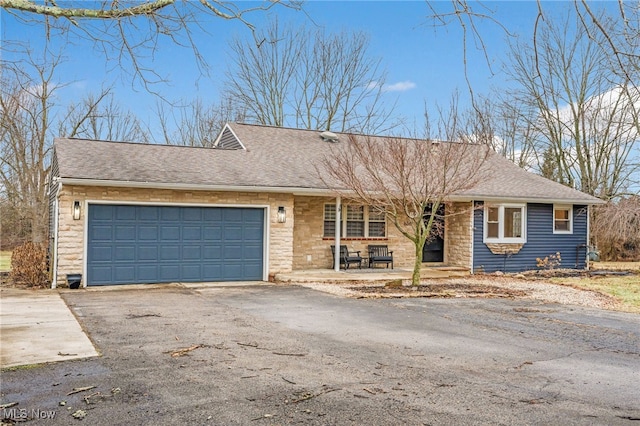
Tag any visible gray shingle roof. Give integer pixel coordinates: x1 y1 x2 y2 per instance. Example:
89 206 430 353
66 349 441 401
53 122 602 204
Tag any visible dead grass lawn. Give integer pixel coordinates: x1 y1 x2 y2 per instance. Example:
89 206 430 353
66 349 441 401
590 261 640 271
551 274 640 313
0 251 11 272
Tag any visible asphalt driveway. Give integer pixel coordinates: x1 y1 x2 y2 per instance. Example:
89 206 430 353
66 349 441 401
1 284 639 425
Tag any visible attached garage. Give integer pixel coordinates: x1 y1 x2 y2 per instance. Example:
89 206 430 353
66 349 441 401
87 204 265 285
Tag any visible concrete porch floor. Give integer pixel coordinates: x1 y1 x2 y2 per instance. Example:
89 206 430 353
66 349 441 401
274 266 470 284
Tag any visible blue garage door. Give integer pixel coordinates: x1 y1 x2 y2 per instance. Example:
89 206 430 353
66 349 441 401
87 205 264 285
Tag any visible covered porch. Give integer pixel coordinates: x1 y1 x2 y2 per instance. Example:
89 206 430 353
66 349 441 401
291 196 474 274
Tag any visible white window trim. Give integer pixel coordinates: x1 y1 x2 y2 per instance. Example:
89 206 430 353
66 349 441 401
483 203 527 244
324 204 386 238
553 204 573 234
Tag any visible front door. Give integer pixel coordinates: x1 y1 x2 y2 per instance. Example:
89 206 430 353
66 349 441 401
422 204 444 262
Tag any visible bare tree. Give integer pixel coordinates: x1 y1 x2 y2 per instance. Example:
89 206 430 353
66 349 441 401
65 94 149 142
424 1 639 97
0 51 72 245
225 19 398 134
506 12 639 200
460 96 538 170
421 93 537 170
294 30 396 134
154 97 246 147
571 1 640 86
1 1 302 91
0 50 143 247
592 196 640 261
321 134 489 285
225 20 302 128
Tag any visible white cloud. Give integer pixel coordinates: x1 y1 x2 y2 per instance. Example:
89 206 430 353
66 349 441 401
367 81 382 90
553 85 640 138
383 80 416 92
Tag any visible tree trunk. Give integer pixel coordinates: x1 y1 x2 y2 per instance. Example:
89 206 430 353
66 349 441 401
411 246 422 286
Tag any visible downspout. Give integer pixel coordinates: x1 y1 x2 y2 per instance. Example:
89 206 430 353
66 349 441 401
51 179 61 289
334 196 341 271
586 204 591 270
469 202 475 274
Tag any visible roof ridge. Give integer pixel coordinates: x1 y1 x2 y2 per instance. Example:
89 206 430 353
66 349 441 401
229 122 465 144
55 137 218 151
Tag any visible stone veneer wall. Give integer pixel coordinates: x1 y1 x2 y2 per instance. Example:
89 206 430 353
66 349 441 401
292 197 473 271
444 202 473 269
53 185 294 287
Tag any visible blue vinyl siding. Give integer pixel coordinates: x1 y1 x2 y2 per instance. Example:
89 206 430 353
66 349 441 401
88 205 264 285
473 203 588 273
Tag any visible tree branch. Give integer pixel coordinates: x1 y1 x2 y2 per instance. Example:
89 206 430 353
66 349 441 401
0 0 176 19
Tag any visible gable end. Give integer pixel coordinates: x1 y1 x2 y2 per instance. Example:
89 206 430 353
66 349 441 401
214 124 245 150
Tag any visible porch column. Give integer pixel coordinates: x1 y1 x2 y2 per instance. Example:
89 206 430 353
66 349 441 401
334 196 341 271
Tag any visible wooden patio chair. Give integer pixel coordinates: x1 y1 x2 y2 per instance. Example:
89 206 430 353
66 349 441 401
368 245 394 269
330 245 363 269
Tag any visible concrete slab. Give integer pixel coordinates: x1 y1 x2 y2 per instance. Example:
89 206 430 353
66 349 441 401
0 287 99 368
68 281 270 292
274 266 469 283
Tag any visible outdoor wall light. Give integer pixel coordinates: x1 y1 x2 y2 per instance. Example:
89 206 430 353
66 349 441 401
73 201 81 220
277 206 286 223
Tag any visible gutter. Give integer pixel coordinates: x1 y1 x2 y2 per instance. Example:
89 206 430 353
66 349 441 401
58 178 605 205
449 195 605 205
58 178 337 197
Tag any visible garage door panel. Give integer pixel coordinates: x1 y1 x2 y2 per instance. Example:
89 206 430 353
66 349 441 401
224 226 243 240
204 226 221 239
138 206 159 220
183 246 201 259
243 209 263 221
114 265 135 281
138 225 158 240
203 245 221 259
91 206 113 220
115 246 135 261
159 264 181 281
138 246 158 261
91 225 113 241
89 266 112 284
88 205 264 285
203 264 222 277
223 264 243 279
244 245 263 258
161 226 180 240
222 209 239 221
203 209 222 221
244 225 263 238
223 245 243 260
115 225 135 240
181 264 202 280
183 226 202 241
162 207 180 220
242 263 263 277
138 265 158 280
116 206 136 220
161 246 181 260
90 246 112 262
183 208 202 221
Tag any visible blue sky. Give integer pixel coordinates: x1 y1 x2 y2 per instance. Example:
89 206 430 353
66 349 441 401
0 1 615 136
